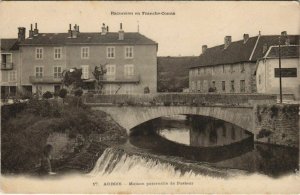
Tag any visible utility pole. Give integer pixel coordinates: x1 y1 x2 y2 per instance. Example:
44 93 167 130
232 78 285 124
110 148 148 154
278 37 283 103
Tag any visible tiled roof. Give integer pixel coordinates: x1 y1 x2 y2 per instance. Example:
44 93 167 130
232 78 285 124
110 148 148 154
190 35 300 69
1 39 19 51
265 45 300 58
20 32 157 46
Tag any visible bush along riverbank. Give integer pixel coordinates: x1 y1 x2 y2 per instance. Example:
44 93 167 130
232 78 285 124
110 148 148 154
1 97 127 175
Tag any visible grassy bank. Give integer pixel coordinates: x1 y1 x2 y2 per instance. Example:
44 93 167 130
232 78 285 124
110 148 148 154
1 97 127 175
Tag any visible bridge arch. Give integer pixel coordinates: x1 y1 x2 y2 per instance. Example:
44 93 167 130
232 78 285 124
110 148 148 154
92 106 254 135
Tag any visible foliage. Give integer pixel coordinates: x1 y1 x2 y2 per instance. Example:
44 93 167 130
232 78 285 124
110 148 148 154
62 68 83 89
1 99 126 174
92 64 107 94
42 91 53 99
58 88 68 99
74 89 83 97
257 129 273 139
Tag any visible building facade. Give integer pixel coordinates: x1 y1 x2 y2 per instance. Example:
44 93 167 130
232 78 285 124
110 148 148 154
19 23 158 95
256 45 300 100
0 28 25 98
189 32 300 95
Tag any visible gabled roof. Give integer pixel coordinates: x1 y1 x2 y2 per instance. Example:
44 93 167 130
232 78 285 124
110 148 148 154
20 32 157 46
1 39 19 51
190 35 300 69
264 45 300 59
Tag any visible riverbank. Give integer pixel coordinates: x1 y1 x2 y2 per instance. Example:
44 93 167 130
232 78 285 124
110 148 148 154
1 98 127 175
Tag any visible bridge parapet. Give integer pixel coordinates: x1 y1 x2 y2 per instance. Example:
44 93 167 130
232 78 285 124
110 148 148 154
85 93 277 107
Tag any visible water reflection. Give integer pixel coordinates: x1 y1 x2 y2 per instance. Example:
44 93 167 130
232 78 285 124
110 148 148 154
129 115 299 177
156 115 251 147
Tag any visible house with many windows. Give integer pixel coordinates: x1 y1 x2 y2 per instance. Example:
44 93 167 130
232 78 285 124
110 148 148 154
0 27 24 98
189 32 299 95
19 23 158 95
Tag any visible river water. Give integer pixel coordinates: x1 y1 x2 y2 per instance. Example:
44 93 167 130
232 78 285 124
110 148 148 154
91 115 298 178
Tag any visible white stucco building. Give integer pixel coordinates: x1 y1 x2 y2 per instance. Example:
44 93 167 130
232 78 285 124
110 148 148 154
256 45 300 100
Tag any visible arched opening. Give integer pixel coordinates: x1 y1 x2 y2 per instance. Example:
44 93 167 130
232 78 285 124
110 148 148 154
129 114 254 163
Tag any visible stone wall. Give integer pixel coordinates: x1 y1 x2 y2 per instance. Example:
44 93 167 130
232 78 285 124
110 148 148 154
254 104 299 148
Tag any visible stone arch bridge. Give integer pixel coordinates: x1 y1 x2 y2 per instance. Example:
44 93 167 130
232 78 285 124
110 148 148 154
85 93 278 136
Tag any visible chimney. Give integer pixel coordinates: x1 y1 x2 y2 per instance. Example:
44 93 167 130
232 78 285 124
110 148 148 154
281 31 290 45
224 36 231 49
118 23 124 40
202 45 207 54
281 31 287 36
68 24 72 37
243 34 249 44
106 26 109 32
77 25 80 33
101 23 107 35
33 23 39 36
29 24 34 38
72 24 78 38
18 27 26 42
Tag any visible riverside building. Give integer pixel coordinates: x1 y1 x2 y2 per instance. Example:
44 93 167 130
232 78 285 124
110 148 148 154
17 23 158 95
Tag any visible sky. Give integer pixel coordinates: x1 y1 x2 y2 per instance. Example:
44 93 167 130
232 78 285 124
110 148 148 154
0 1 299 56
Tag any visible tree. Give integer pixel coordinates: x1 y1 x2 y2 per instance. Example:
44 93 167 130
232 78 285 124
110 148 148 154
62 68 83 90
42 91 53 99
92 64 107 94
58 88 68 103
74 89 83 108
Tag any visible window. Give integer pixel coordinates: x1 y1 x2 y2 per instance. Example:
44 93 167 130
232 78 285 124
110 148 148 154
53 66 62 78
212 81 216 88
81 65 89 79
105 84 117 95
124 64 134 76
222 65 225 73
222 81 226 92
240 64 245 73
230 80 235 92
191 81 196 91
107 47 115 59
204 67 207 74
8 71 16 82
230 64 234 73
274 68 297 77
35 66 43 78
54 47 62 60
258 75 261 84
212 67 215 75
240 80 245 93
1 53 12 68
125 46 134 59
106 64 116 80
81 47 89 59
197 68 201 75
197 80 201 91
222 127 226 137
35 48 43 59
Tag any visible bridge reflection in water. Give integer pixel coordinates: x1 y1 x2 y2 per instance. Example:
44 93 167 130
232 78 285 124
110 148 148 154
129 115 298 177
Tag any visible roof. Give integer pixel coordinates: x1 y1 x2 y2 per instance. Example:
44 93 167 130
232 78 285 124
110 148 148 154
264 45 300 59
20 32 157 46
1 39 19 51
190 35 300 69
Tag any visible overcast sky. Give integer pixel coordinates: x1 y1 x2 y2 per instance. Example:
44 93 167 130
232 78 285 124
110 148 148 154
0 1 299 56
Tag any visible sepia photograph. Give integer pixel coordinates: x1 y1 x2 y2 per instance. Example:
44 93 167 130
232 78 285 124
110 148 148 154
0 1 299 193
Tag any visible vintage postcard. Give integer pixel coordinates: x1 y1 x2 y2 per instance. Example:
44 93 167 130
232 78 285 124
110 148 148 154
0 1 299 194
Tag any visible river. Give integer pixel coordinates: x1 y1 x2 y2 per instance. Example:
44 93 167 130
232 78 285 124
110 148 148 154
91 115 298 178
